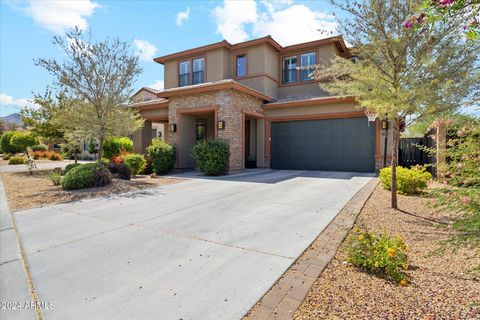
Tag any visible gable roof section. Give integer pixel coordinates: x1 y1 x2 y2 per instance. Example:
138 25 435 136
154 35 349 64
156 79 275 102
132 86 162 98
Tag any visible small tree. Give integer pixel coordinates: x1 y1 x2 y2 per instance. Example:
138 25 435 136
320 0 479 208
20 89 67 146
87 140 99 160
61 133 82 164
35 27 143 159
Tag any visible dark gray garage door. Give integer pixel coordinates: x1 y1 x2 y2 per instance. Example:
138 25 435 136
271 117 375 172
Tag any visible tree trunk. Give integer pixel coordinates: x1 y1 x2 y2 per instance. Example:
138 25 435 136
74 152 78 164
98 135 104 161
391 117 400 209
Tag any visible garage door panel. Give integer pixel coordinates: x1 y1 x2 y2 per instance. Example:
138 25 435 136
270 117 375 172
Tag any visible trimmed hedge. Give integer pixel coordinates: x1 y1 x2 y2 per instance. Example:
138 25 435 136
117 163 132 180
191 139 229 176
8 155 25 165
124 153 146 175
64 163 82 175
61 163 112 190
31 144 48 151
146 139 176 175
103 137 133 159
379 166 432 195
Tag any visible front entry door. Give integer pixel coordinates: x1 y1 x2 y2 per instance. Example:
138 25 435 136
196 119 206 142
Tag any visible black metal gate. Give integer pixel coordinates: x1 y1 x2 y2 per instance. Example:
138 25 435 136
399 137 436 175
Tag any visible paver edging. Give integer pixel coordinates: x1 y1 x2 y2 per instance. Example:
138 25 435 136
243 178 379 320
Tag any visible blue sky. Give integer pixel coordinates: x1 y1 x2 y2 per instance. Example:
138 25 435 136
0 0 340 116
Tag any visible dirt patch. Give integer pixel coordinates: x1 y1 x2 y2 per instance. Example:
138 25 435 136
294 185 480 320
1 171 186 212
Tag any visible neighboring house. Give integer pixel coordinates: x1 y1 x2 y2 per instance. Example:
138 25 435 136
131 35 393 173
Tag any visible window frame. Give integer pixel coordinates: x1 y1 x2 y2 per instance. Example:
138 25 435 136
299 51 317 82
178 56 206 87
235 52 248 78
280 49 318 86
281 55 298 84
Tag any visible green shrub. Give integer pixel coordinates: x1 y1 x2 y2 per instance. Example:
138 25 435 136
103 137 133 159
61 163 112 190
346 228 409 284
117 163 132 180
2 154 12 160
124 154 146 175
8 155 25 165
146 139 176 175
64 163 82 175
31 144 48 151
10 132 39 153
141 155 153 174
46 171 62 186
191 139 230 176
379 166 432 195
0 131 20 154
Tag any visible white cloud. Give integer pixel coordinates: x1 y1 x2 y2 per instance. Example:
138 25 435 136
23 0 99 34
212 0 257 43
148 80 164 91
133 39 158 62
211 0 338 45
176 7 190 26
0 93 38 109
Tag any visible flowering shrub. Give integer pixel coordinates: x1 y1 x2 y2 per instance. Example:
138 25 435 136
103 137 133 159
346 228 409 284
379 166 432 195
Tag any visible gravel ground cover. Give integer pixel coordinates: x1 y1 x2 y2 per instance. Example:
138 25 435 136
1 171 185 212
294 184 480 320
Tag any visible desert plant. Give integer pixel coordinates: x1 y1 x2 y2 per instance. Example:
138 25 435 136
46 171 62 186
10 132 40 153
117 163 132 180
124 153 146 175
48 152 63 161
191 139 229 176
24 150 36 175
61 163 112 190
8 155 25 165
103 137 133 159
346 228 409 284
0 131 21 154
379 166 432 195
146 138 176 175
64 163 82 175
31 144 48 152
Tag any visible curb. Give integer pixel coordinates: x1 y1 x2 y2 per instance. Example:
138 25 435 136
0 176 44 320
244 178 379 320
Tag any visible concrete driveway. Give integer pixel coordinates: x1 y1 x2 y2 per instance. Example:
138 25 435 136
10 170 373 320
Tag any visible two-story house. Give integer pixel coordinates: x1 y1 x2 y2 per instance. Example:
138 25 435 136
131 35 392 173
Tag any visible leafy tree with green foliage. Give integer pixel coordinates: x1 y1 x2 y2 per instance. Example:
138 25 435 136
320 0 479 208
0 131 20 154
20 89 68 145
60 133 82 164
35 27 143 159
87 140 99 159
10 132 39 155
404 0 480 41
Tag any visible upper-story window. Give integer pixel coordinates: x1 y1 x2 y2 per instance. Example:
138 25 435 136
179 57 205 87
179 61 191 87
236 54 247 78
192 58 205 85
282 56 297 84
300 52 317 81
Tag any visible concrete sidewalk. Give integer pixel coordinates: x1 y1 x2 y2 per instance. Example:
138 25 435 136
0 160 91 173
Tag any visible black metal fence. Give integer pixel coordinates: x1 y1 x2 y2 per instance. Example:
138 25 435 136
399 136 436 176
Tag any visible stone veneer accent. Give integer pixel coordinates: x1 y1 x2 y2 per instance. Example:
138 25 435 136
167 89 264 171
